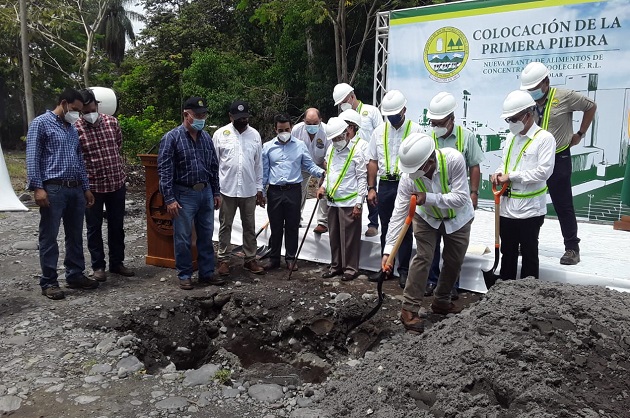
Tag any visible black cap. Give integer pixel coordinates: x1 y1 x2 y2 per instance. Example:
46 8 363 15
229 100 250 119
183 97 208 113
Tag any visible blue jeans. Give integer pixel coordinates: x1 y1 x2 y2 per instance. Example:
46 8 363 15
85 185 126 270
39 184 86 289
173 184 215 280
427 233 460 289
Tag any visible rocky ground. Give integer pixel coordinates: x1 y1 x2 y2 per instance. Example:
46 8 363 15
1 190 629 417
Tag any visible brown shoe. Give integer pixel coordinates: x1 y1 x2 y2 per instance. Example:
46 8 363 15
218 261 230 276
42 286 65 300
243 259 265 275
179 279 193 290
400 309 424 333
110 264 135 277
286 261 298 271
365 226 378 237
93 269 107 282
66 275 100 290
430 300 463 315
313 224 328 234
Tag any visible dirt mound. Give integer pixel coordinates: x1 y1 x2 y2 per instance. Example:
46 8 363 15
321 279 630 417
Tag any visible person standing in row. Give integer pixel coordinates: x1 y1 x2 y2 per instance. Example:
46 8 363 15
262 114 325 271
318 117 367 281
424 92 484 298
75 89 134 282
384 133 474 333
26 87 99 300
367 90 422 289
332 82 382 237
291 108 330 233
213 100 265 275
491 90 555 281
520 61 597 265
158 97 224 290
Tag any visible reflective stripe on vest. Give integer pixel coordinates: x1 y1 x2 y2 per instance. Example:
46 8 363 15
539 88 567 154
509 186 548 199
433 125 464 153
384 120 413 176
504 129 548 199
325 139 360 202
414 150 456 219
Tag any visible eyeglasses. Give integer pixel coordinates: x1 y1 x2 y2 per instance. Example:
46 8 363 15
505 113 526 123
429 117 451 128
332 133 346 141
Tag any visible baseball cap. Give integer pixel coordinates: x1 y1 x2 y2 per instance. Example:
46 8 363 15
183 97 208 113
229 100 250 119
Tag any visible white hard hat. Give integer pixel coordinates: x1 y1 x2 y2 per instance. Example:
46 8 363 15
500 90 536 118
380 90 407 115
426 92 457 120
520 62 549 90
339 109 362 127
333 83 354 105
325 117 348 139
90 87 118 116
398 133 436 173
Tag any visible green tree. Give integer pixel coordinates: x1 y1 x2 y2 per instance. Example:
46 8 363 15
96 0 143 66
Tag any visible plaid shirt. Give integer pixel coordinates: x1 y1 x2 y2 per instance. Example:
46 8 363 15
75 114 126 193
26 110 90 191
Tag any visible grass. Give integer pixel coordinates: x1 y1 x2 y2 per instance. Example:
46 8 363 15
214 369 232 385
3 151 27 193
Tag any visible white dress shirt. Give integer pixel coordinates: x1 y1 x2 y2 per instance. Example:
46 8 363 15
369 119 422 177
384 148 474 254
355 101 383 142
212 123 263 198
323 137 368 208
495 123 556 219
291 122 329 166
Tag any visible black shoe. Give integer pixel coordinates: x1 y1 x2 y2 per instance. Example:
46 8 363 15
450 286 459 301
398 271 408 289
110 264 135 277
286 261 298 271
66 275 100 290
322 270 343 279
263 259 281 271
368 270 390 283
341 271 358 282
42 286 65 300
199 276 226 286
424 282 436 297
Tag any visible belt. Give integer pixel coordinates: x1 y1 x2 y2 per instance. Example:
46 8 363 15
268 183 301 191
44 179 80 188
175 181 207 191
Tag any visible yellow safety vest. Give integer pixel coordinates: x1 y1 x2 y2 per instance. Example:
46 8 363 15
503 129 548 199
325 140 361 203
414 150 456 219
433 125 464 153
382 120 413 180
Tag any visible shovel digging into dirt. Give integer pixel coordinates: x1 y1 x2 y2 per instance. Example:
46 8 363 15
288 198 320 280
345 195 417 335
230 221 270 258
482 182 508 290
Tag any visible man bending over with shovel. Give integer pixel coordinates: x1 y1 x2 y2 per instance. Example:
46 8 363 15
383 133 473 333
491 90 555 282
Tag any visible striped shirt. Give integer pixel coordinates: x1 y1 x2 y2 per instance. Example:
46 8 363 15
75 114 126 193
26 110 90 191
158 125 221 205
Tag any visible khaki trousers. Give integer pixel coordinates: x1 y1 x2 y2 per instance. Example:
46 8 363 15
218 194 257 262
402 215 471 312
328 206 362 273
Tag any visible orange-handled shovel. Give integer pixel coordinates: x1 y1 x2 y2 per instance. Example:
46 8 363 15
482 182 509 290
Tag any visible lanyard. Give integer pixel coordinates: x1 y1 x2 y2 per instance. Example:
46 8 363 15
433 125 464 153
384 120 413 175
326 139 360 201
504 129 543 174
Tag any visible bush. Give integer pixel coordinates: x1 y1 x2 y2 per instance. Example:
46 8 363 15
118 106 178 163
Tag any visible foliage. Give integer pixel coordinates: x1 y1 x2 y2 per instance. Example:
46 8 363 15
213 369 232 385
118 106 178 162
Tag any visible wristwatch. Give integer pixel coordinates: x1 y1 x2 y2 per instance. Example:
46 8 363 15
355 203 363 209
577 130 585 137
470 190 479 196
367 186 376 191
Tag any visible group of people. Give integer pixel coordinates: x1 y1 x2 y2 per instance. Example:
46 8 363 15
25 61 596 336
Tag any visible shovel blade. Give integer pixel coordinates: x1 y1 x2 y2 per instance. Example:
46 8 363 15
255 245 271 259
483 269 500 290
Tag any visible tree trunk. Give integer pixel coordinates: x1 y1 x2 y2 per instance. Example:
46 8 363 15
339 0 348 83
83 32 94 87
18 0 35 124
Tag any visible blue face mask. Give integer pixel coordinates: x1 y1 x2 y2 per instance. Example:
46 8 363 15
191 118 206 131
387 113 403 126
305 124 320 135
528 88 545 101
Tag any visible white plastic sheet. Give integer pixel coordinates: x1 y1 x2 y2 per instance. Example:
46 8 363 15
0 144 28 212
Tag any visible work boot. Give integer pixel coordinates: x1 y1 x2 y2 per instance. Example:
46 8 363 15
313 224 328 234
560 249 580 265
93 268 107 282
179 279 193 290
398 271 408 289
199 276 225 286
400 309 424 334
243 259 265 275
430 299 462 315
66 275 100 290
110 264 135 277
218 261 230 276
365 226 378 237
42 286 65 300
424 282 436 297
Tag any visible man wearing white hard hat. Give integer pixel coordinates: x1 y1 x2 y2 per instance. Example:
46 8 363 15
366 90 422 289
317 117 367 281
333 82 383 237
520 61 597 265
424 92 484 299
339 108 370 161
383 133 474 333
491 90 555 282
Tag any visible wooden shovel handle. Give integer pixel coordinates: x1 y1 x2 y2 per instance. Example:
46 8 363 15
492 183 508 247
383 195 417 273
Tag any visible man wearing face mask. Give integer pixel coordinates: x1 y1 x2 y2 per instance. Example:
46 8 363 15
317 117 367 281
262 114 325 271
26 88 98 300
424 92 484 298
366 90 422 289
520 61 597 265
75 89 134 282
291 108 331 233
333 83 383 237
158 97 223 290
212 100 265 276
491 90 555 281
383 133 474 333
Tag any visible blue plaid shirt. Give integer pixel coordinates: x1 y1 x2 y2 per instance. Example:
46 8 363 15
26 110 90 191
158 125 221 205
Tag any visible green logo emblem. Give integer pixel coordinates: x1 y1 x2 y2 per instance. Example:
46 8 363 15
424 27 469 82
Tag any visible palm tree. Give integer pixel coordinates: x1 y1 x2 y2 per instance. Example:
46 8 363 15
96 0 144 66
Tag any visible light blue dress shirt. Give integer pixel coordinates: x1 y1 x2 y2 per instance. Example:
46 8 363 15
262 136 324 191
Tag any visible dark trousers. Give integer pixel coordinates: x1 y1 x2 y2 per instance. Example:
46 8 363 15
85 185 126 270
368 199 379 229
377 180 412 274
266 185 301 262
547 148 580 251
499 215 545 280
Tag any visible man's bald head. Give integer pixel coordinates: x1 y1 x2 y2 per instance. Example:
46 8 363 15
304 108 322 125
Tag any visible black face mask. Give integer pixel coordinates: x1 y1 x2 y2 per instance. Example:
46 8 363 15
233 120 248 131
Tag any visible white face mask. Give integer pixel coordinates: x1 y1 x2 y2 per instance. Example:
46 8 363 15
408 169 425 180
332 139 348 151
277 132 291 143
508 120 525 135
82 112 99 124
339 103 352 112
63 104 80 124
432 126 448 138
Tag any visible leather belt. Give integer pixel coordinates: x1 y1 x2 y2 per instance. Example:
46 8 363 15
44 179 79 188
268 183 301 191
176 182 207 191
